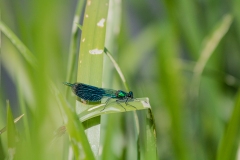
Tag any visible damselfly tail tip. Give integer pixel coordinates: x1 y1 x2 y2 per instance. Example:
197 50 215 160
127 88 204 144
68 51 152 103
63 82 73 87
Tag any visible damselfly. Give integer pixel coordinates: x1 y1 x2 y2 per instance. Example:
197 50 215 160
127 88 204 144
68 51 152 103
64 82 136 111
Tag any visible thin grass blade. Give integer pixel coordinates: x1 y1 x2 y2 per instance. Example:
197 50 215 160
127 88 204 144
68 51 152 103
0 21 37 68
6 101 17 160
57 92 95 160
0 136 5 160
191 14 233 97
217 91 240 160
66 0 86 83
0 114 24 135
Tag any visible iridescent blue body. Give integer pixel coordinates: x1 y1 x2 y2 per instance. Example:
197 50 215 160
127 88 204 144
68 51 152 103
63 82 135 110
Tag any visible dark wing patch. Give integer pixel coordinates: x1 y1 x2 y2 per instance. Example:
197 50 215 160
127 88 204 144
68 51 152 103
74 83 105 101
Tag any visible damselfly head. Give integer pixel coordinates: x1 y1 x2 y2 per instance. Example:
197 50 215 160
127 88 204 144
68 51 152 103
63 82 77 94
63 82 74 87
128 91 133 99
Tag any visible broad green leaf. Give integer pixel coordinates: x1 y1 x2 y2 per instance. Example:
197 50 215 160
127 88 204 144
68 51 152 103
75 0 109 157
53 98 150 133
79 98 150 122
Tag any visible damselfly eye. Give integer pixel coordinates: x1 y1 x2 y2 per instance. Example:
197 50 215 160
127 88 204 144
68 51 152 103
128 91 133 98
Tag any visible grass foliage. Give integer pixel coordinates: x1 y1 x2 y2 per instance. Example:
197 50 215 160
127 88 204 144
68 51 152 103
1 0 240 160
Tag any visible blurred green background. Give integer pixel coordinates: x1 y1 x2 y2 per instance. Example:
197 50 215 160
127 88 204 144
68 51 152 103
1 0 240 160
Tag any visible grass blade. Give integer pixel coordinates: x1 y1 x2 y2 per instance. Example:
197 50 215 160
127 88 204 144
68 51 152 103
104 47 129 91
57 91 95 160
145 109 157 159
0 136 5 160
158 24 191 160
103 47 157 159
191 14 233 97
6 100 17 160
217 91 240 160
75 0 109 157
66 0 86 83
0 114 24 135
0 21 37 68
79 98 150 122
